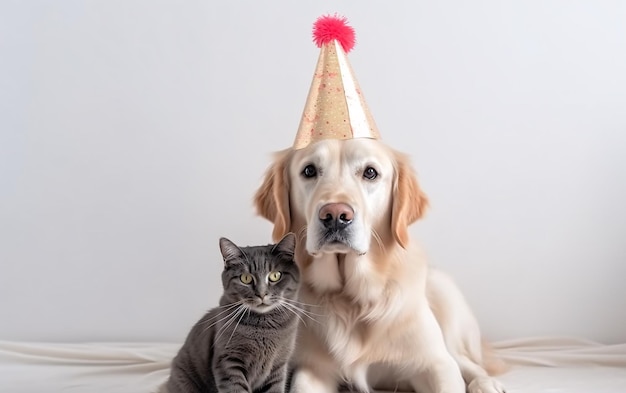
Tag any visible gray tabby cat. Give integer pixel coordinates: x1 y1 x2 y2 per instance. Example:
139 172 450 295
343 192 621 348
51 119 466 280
160 233 300 393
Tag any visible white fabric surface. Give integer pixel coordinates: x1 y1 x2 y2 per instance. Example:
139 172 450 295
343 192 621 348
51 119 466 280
0 337 625 393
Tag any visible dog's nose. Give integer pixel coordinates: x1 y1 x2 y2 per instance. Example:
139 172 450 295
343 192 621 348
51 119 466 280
319 203 354 230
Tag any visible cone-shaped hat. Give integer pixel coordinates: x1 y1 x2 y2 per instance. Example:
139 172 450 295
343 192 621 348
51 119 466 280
293 15 380 150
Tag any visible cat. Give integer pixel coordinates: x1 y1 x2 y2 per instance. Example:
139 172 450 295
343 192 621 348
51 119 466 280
160 233 301 393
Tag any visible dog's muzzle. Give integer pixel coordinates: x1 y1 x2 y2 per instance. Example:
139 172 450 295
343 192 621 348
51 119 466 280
310 203 366 256
318 203 354 231
317 203 355 249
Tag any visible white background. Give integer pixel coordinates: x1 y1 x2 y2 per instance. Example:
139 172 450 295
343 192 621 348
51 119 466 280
1 1 625 344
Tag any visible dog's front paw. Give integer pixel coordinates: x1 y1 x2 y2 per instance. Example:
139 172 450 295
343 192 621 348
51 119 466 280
467 377 505 393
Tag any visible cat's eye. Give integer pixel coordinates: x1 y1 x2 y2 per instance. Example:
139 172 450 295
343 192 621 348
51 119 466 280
363 166 378 180
302 164 317 178
240 274 253 284
268 271 282 282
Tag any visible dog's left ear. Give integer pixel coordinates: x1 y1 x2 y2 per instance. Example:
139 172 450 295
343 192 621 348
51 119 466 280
254 149 292 242
391 152 429 249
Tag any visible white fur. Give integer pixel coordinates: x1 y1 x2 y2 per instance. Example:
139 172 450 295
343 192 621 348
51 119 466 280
255 139 505 393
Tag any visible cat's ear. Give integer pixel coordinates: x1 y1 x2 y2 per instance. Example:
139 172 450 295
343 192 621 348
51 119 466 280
272 232 296 259
219 237 243 264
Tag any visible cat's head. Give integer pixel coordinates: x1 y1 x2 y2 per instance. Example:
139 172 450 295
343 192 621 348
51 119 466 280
218 233 299 314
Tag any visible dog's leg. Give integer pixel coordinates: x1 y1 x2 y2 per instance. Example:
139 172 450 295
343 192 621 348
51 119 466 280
454 354 506 393
290 368 337 393
426 270 506 393
289 331 338 393
408 310 465 393
409 356 465 393
348 364 371 393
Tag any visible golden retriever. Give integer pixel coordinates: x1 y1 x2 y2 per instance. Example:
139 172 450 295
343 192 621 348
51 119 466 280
254 138 505 393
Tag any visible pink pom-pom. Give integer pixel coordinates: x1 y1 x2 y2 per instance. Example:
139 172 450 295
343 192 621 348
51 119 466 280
312 14 356 53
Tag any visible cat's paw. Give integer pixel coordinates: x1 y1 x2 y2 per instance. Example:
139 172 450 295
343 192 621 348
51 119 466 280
467 376 506 393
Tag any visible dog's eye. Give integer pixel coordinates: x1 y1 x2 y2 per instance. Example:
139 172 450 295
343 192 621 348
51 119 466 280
363 166 378 180
302 164 318 178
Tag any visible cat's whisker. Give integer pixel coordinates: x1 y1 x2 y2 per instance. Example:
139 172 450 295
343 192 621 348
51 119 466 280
280 301 322 324
212 304 245 335
278 303 308 327
288 308 322 322
276 303 290 320
285 303 321 326
203 312 234 334
280 298 325 317
281 297 323 309
214 305 247 344
200 301 244 325
213 300 244 309
225 306 248 348
203 304 244 331
204 314 232 337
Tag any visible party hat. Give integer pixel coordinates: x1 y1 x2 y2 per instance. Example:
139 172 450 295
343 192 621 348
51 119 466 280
293 15 381 150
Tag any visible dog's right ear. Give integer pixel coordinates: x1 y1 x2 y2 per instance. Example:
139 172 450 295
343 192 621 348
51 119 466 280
254 149 292 242
391 151 429 249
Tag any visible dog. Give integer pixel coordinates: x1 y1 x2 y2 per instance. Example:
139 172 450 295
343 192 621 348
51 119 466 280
254 138 505 393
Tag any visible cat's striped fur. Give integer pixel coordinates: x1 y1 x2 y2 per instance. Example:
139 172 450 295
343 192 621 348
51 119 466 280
160 233 300 393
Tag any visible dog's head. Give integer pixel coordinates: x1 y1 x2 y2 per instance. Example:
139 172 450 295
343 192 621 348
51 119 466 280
254 139 428 258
